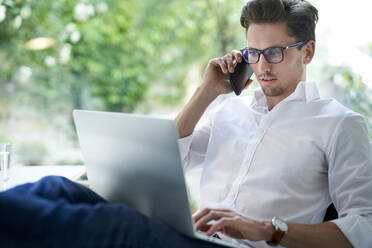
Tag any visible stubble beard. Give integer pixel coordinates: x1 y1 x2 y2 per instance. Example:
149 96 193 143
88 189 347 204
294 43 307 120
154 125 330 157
262 84 284 97
261 56 304 97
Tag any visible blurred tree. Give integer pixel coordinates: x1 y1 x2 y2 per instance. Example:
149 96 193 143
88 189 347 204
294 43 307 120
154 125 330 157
17 141 49 165
0 135 8 142
341 70 372 139
324 65 372 139
0 0 245 164
0 0 245 116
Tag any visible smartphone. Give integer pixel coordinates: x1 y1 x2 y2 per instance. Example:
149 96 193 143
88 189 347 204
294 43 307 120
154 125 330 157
229 59 254 96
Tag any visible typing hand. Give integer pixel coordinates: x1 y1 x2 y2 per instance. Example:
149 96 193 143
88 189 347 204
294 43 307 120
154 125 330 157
193 208 273 242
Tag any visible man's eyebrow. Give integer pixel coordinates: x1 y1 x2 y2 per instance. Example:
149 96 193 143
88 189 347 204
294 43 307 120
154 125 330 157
247 44 284 50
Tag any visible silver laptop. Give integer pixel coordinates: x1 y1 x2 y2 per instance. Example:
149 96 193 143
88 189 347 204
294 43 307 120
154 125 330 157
73 110 252 248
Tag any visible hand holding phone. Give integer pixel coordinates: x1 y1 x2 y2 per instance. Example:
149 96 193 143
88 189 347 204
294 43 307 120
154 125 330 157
228 54 254 96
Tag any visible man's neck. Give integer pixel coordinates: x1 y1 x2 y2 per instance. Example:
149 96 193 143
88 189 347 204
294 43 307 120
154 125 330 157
266 95 288 111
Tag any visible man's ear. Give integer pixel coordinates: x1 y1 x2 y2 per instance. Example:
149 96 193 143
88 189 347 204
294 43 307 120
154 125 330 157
303 40 315 65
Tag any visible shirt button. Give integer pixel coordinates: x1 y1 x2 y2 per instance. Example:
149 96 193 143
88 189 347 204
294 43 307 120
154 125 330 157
257 128 264 135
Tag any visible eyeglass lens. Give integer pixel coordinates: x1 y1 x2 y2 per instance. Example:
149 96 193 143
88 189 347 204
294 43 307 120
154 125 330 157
243 47 283 64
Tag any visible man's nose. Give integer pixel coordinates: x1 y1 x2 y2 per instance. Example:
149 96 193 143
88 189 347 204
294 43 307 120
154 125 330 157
257 54 272 74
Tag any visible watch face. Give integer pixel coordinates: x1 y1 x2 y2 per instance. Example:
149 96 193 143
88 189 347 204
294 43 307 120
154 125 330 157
274 218 288 232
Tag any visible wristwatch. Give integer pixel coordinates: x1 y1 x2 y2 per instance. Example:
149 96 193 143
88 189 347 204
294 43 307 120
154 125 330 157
266 217 288 246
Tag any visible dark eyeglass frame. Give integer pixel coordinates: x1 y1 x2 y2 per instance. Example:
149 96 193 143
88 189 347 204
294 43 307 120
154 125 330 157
242 41 305 64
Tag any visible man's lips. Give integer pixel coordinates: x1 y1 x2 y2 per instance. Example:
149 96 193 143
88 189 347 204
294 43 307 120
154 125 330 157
259 78 277 85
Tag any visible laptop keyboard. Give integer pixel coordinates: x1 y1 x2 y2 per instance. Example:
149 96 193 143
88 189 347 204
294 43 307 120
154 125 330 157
195 231 247 248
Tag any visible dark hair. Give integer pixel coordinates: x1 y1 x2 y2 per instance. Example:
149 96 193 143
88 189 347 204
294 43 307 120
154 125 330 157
240 0 318 46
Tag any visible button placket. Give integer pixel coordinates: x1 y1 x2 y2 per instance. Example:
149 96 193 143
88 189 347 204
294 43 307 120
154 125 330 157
224 113 273 205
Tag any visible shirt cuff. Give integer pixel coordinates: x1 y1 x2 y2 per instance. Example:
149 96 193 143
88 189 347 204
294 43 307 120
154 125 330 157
331 214 372 247
178 134 193 162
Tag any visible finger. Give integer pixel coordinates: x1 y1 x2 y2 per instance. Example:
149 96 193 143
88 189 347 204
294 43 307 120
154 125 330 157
209 58 227 74
193 208 233 223
194 210 234 231
193 208 211 223
194 209 227 228
206 217 235 236
198 223 212 233
215 58 228 74
231 50 243 63
222 54 235 73
195 213 222 232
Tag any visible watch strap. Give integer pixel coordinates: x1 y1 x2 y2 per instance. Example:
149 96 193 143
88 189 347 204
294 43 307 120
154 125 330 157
266 217 287 246
266 228 285 246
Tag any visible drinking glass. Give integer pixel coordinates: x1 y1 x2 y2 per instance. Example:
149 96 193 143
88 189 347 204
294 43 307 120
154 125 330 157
0 143 11 190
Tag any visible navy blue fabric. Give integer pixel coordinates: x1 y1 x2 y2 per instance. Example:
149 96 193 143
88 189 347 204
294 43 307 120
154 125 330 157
0 176 225 248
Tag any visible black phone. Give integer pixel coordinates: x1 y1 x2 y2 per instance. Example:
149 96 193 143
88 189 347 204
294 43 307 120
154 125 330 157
229 59 254 96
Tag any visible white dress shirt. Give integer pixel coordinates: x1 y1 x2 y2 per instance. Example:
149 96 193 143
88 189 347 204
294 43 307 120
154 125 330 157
178 81 372 248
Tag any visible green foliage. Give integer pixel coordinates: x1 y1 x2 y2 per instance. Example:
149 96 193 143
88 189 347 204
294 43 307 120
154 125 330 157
0 135 9 143
16 141 49 165
0 0 246 164
0 0 245 117
56 159 84 166
328 66 372 139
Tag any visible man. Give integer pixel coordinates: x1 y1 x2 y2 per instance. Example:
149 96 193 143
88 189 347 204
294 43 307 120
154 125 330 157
1 1 371 248
175 0 372 247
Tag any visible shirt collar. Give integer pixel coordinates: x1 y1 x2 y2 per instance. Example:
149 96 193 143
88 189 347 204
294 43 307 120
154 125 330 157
251 81 320 109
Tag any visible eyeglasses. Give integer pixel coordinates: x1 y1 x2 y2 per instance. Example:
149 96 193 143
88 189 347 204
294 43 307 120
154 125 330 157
242 41 305 64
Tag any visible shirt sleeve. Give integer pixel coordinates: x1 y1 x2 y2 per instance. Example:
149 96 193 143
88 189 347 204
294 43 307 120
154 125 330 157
178 115 213 172
327 113 372 247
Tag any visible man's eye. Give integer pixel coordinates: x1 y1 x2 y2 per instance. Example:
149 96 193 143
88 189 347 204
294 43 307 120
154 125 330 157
248 50 259 56
266 48 282 56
